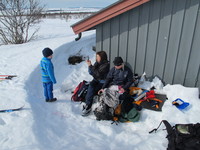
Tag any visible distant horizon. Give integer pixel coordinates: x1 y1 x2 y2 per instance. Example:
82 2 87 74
44 7 102 12
46 6 103 9
41 0 118 8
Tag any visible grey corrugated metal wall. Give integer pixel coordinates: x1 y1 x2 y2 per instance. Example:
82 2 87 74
96 0 200 89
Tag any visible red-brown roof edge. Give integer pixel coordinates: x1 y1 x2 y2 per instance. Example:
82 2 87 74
71 0 150 35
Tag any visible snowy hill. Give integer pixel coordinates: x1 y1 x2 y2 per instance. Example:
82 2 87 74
0 18 199 150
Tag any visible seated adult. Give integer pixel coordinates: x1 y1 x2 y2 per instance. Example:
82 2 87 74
82 51 110 116
98 57 133 94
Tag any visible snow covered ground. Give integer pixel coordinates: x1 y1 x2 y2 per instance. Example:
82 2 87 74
0 18 199 150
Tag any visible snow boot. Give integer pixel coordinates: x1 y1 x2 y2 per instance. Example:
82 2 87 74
46 98 57 102
82 104 92 116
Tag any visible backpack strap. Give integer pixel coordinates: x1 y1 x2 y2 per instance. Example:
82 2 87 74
149 120 176 150
149 120 172 134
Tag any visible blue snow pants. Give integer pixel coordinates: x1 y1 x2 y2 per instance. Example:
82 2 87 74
43 82 53 100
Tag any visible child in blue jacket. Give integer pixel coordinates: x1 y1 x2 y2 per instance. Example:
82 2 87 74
40 48 57 102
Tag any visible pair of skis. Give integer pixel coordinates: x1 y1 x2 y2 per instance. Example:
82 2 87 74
0 105 24 113
0 75 22 113
0 75 17 81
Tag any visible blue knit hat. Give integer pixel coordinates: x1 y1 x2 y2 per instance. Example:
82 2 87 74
42 48 53 57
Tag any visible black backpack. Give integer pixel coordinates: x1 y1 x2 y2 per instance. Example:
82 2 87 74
149 120 200 150
93 92 114 121
93 101 113 121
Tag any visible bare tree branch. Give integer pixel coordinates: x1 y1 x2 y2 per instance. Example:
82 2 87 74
0 0 44 44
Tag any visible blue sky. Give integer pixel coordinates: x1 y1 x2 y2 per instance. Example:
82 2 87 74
41 0 118 8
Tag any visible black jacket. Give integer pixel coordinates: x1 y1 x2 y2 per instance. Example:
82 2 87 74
88 60 110 81
102 66 133 90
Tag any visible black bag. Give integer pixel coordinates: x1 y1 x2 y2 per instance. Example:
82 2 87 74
114 92 141 123
93 102 113 121
149 120 200 150
93 93 114 121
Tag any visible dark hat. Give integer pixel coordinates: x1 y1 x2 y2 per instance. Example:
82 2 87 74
113 57 123 66
42 48 53 57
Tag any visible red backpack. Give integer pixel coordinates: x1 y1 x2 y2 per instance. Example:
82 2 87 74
71 80 89 102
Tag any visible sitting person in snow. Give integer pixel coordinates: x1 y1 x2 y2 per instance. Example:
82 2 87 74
82 51 110 116
40 48 57 102
98 57 133 94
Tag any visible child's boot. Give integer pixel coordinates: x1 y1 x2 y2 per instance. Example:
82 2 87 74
47 98 57 102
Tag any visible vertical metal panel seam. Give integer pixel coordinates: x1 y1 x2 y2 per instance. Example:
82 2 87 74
109 20 112 61
183 1 200 86
97 24 102 51
117 16 121 56
126 11 130 64
134 7 140 74
101 24 103 51
195 65 200 87
143 2 151 73
102 23 104 51
152 0 163 75
172 0 188 84
103 23 104 50
117 17 120 58
162 0 175 79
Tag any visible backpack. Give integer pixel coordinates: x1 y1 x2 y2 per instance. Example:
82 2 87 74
118 107 140 123
102 88 120 108
71 80 89 102
113 92 141 123
93 94 114 121
94 88 120 121
149 120 200 150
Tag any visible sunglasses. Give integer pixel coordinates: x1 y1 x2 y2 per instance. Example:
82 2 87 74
114 63 122 66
